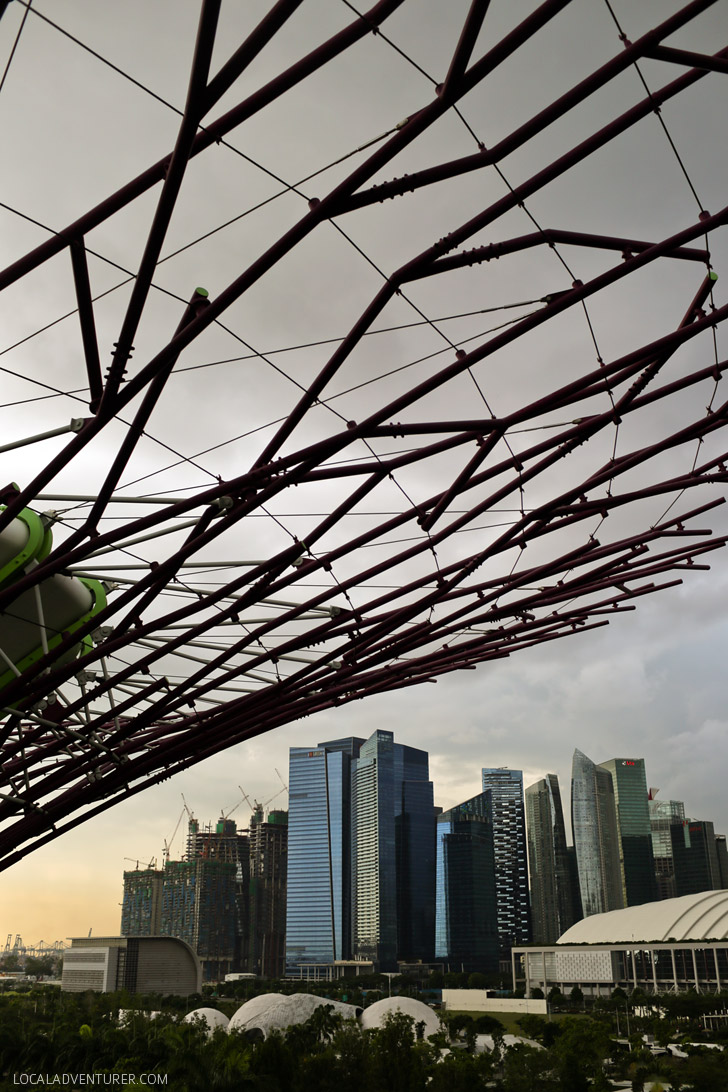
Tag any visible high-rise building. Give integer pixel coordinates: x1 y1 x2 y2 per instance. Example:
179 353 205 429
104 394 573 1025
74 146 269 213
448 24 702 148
673 819 721 895
525 774 578 943
352 731 435 969
120 868 164 936
571 749 624 918
649 790 685 900
160 858 237 981
716 835 728 888
481 768 530 957
598 758 657 906
435 791 498 972
286 737 363 972
186 816 250 970
248 806 288 978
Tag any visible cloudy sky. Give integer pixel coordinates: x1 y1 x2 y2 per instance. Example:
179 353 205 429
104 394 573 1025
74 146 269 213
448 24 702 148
0 0 727 944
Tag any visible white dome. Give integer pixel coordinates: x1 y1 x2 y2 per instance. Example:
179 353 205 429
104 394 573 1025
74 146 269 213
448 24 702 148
229 991 287 1029
184 1007 230 1035
360 996 441 1039
558 890 728 945
475 1033 543 1053
229 992 360 1038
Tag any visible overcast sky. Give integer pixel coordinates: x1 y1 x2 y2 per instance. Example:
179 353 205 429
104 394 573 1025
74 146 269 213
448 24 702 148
1 0 727 944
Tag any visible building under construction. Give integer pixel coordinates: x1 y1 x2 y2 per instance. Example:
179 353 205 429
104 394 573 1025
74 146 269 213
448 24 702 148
160 858 237 982
120 868 164 936
248 806 288 978
120 803 286 980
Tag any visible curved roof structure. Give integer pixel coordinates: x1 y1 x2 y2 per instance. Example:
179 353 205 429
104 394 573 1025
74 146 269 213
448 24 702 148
360 996 441 1039
557 891 728 944
228 992 360 1038
184 1007 230 1035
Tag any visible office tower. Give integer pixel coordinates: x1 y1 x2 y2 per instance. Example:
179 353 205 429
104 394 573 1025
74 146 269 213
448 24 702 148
598 758 657 906
352 730 435 969
716 835 728 888
525 774 577 943
649 790 685 900
571 749 624 918
248 805 288 978
435 791 498 972
673 819 721 895
160 858 237 981
286 738 363 972
481 768 531 957
120 868 164 936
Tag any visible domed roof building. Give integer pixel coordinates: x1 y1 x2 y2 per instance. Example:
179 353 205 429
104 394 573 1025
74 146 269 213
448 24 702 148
184 1007 230 1035
514 892 728 997
228 992 360 1038
360 996 442 1039
557 891 728 945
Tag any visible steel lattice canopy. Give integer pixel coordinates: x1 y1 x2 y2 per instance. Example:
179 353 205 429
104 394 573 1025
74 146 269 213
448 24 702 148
0 0 726 868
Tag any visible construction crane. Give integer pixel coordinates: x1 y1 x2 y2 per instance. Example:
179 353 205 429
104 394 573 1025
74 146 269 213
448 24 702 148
164 805 186 865
181 794 195 824
123 857 157 871
260 770 288 813
4 934 10 952
221 786 256 823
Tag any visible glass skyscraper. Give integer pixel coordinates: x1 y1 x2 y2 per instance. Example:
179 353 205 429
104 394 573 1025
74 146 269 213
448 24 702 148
435 791 498 972
571 748 624 918
352 730 435 969
285 737 362 972
481 768 531 957
649 791 685 900
525 774 578 943
673 819 721 895
598 758 657 906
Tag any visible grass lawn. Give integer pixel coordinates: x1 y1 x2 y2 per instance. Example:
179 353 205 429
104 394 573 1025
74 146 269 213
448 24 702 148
443 1009 589 1034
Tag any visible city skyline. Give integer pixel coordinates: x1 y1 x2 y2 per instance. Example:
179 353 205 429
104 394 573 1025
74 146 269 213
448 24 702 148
7 617 728 949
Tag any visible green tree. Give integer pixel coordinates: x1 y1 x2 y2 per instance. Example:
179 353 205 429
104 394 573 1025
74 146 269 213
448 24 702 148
553 1016 612 1092
501 1043 558 1092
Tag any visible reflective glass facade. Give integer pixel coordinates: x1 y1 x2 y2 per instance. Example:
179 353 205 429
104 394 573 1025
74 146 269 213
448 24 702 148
353 731 434 969
435 791 498 971
481 768 531 956
673 819 721 895
285 738 362 971
599 758 657 906
571 748 623 918
649 793 685 900
525 774 578 943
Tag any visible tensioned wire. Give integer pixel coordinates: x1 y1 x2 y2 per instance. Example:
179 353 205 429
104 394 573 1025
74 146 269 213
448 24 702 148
1 4 711 642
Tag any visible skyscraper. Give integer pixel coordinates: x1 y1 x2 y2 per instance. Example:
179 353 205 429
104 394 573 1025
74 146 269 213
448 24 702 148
435 790 498 972
571 749 623 918
716 835 728 888
185 815 250 970
248 806 288 978
598 758 657 906
160 858 237 981
649 790 685 900
285 737 363 972
525 774 578 943
481 768 530 957
673 819 721 895
352 731 435 969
